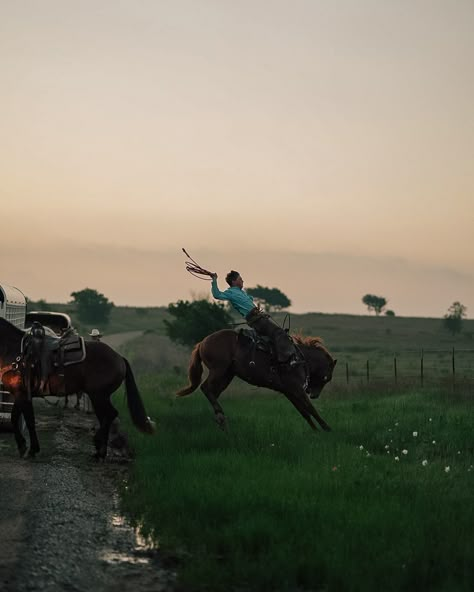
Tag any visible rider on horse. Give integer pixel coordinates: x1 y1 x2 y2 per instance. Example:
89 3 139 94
210 270 303 371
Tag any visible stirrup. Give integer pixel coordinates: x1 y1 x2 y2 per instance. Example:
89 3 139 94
289 357 304 367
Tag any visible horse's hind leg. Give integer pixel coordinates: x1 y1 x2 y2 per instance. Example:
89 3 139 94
201 370 234 430
74 392 82 410
89 394 118 460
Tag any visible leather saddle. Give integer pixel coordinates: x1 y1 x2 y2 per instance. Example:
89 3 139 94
237 327 277 366
20 321 86 396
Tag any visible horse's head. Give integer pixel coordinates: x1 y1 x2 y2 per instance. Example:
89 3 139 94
294 336 337 399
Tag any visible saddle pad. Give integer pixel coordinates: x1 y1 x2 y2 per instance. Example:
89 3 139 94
57 336 86 366
61 334 83 352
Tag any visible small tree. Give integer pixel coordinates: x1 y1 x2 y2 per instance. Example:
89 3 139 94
70 288 114 325
246 285 291 312
164 299 233 347
362 294 387 316
443 301 467 336
27 298 52 312
385 310 395 317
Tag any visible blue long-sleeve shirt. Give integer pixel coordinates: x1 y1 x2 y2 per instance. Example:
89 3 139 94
211 278 255 317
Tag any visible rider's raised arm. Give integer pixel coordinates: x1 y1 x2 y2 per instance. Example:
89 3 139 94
211 276 230 301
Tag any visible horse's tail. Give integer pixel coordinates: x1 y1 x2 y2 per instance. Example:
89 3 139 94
176 343 203 397
123 357 155 434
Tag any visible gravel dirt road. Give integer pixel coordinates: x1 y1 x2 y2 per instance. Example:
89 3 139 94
0 331 177 592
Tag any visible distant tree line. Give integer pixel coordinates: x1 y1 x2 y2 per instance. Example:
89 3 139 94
26 286 469 343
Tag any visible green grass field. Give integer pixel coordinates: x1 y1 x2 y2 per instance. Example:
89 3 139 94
116 374 474 592
30 300 474 589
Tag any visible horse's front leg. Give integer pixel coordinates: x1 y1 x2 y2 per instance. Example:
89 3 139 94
284 386 331 432
11 400 28 457
22 399 41 457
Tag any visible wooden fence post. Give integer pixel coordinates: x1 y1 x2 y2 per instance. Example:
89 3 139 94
420 349 424 388
366 360 370 384
452 347 456 390
394 356 397 385
345 362 349 384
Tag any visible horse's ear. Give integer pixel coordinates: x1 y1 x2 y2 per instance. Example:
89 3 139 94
333 359 338 367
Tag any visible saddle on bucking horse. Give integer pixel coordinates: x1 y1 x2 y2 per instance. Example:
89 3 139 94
237 327 305 369
18 321 86 397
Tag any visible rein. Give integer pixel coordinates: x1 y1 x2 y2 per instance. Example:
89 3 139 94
182 248 214 281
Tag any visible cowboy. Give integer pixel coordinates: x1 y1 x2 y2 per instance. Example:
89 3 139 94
89 329 102 342
211 270 302 368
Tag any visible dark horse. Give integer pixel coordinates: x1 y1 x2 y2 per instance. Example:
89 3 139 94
0 318 154 459
177 329 337 431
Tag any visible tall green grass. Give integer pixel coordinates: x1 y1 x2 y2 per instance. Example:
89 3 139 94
117 375 474 592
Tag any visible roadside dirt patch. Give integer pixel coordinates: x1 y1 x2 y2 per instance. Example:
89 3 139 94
0 403 176 592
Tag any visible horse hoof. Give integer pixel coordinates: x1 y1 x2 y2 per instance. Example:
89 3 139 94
215 413 227 431
23 448 37 460
18 445 27 458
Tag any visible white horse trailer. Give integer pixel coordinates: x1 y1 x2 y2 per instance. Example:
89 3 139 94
0 283 26 329
0 283 27 432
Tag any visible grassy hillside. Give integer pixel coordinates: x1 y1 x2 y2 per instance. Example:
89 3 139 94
27 301 170 335
28 302 474 390
28 301 474 352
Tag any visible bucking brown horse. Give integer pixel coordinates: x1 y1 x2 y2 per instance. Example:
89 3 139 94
0 317 154 459
177 329 337 431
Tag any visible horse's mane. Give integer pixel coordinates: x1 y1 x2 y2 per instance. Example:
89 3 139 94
293 334 325 348
292 335 330 355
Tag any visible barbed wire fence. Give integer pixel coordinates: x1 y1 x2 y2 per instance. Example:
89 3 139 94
331 348 474 393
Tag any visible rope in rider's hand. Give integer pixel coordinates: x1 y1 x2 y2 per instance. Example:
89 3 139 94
182 248 215 280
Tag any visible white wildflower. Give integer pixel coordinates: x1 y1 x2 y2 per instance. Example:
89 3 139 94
413 431 418 437
429 418 432 422
445 466 450 473
385 445 389 449
402 449 408 455
359 445 364 450
432 440 436 444
394 456 400 461
422 460 428 466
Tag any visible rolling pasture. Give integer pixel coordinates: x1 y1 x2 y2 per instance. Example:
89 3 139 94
113 312 474 592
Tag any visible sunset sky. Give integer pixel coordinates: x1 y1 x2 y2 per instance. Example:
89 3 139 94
1 1 473 317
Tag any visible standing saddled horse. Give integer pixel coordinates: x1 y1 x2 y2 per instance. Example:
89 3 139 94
0 317 154 459
177 329 337 431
